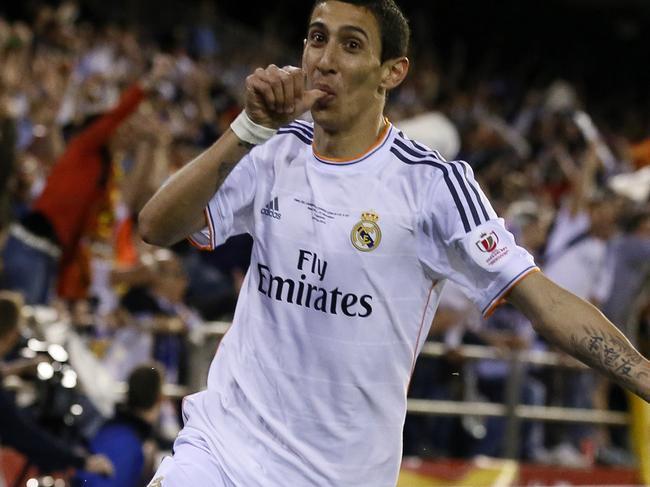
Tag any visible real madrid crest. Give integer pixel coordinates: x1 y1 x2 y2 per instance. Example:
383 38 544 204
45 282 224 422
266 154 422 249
351 210 382 252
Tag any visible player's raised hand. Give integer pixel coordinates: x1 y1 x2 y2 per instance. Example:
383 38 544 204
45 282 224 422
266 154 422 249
245 64 326 129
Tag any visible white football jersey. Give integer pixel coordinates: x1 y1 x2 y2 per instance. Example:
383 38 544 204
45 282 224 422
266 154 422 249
189 120 537 486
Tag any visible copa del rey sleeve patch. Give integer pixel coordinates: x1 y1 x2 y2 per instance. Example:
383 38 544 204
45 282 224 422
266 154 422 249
463 221 516 271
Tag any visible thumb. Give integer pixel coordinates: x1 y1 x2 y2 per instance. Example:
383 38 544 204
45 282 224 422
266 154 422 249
302 89 327 110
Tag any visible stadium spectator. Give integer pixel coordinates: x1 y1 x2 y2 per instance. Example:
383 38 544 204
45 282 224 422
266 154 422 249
117 250 200 385
0 57 170 304
601 208 650 344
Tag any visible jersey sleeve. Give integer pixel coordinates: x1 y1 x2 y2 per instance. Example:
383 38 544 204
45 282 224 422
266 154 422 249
417 161 538 317
189 152 257 250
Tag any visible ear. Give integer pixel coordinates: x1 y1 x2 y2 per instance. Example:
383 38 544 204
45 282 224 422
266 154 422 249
380 56 409 91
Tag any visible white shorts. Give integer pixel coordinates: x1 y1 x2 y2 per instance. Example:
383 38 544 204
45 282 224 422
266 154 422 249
147 444 233 487
146 394 234 487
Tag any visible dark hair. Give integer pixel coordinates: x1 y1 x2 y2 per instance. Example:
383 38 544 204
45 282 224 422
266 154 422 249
310 0 410 62
0 292 22 340
127 364 163 411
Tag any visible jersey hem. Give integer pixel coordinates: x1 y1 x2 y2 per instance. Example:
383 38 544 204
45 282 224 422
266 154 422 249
188 207 216 251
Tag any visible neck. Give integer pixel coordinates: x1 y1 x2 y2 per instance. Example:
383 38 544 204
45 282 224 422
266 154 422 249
312 106 387 161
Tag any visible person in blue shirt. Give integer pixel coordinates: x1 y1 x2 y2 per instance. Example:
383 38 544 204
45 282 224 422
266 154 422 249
74 364 163 487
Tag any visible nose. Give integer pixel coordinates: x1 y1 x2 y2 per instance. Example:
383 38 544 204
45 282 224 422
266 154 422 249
315 41 337 75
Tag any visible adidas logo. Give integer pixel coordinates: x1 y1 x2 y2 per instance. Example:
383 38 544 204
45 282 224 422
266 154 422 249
261 196 281 220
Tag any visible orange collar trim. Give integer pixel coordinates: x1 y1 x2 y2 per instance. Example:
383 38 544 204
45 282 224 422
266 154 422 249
313 118 391 165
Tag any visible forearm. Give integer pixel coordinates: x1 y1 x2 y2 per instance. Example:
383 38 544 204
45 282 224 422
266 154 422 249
509 272 650 402
544 296 649 401
138 128 250 247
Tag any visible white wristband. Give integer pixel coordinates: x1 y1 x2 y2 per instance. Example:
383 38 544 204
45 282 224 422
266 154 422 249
230 111 277 146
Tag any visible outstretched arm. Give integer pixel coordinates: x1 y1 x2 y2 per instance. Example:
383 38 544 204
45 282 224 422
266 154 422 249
508 271 650 402
138 65 325 247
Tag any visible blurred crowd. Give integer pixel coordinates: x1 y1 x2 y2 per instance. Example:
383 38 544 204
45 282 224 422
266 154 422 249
0 1 649 485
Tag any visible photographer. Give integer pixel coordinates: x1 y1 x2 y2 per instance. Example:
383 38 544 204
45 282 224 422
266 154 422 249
0 291 114 479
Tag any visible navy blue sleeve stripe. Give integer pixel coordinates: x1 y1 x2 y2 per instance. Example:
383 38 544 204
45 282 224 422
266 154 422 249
390 145 471 233
433 149 446 161
396 132 447 161
393 137 442 161
277 129 312 145
278 126 312 138
392 139 485 229
396 136 450 172
450 161 487 224
460 162 490 221
291 119 314 131
288 124 314 138
290 122 314 134
284 122 314 138
394 137 488 227
409 138 432 154
449 161 482 226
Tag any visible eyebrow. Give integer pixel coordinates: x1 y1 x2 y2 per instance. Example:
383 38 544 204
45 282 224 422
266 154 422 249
308 21 369 41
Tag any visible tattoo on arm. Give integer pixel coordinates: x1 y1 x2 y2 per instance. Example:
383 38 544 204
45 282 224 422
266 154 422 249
214 141 253 191
570 326 649 391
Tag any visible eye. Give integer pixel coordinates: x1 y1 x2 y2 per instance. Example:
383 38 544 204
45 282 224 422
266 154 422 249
345 39 362 51
309 31 326 44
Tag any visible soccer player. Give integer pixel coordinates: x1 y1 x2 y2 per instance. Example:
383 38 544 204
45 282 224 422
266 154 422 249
139 1 650 485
